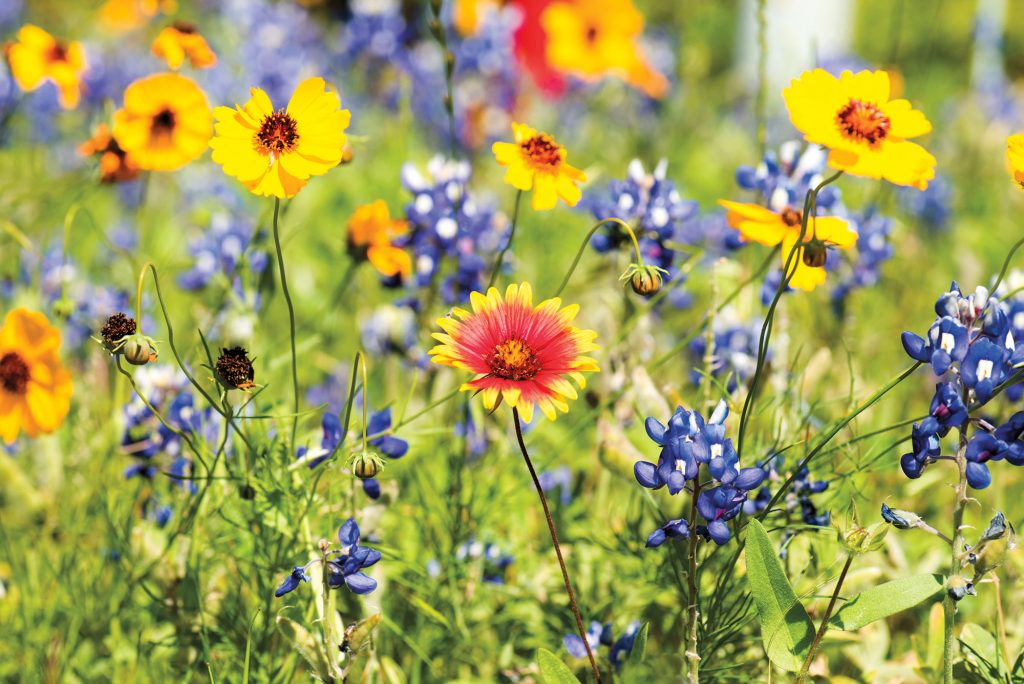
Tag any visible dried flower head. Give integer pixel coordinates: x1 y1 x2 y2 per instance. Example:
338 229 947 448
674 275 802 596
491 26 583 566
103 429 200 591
215 346 255 390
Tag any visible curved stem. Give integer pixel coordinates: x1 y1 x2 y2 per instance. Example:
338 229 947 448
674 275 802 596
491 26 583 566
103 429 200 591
271 197 300 454
990 235 1024 294
797 553 853 682
554 217 645 298
136 260 154 324
488 189 523 289
360 352 369 453
511 407 601 683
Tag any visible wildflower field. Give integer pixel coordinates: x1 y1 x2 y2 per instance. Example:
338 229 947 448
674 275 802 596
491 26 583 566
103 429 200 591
4 0 1024 681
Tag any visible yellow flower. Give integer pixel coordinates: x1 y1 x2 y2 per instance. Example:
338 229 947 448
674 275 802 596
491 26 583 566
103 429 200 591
347 200 412 279
151 23 217 70
1007 134 1024 188
492 122 586 210
5 25 87 109
718 200 857 292
783 69 936 190
541 0 668 99
98 0 175 32
210 77 351 199
112 72 212 171
453 0 501 35
0 309 72 444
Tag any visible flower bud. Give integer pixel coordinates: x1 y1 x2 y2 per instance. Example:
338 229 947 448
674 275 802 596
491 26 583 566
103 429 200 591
349 449 385 479
946 575 976 602
122 334 158 365
620 263 668 297
880 503 921 530
834 518 889 555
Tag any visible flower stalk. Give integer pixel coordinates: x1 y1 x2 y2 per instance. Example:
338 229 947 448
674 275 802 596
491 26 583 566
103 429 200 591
271 197 301 454
797 553 853 682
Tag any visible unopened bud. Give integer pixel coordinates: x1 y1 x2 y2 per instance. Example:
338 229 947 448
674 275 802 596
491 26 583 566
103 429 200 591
350 449 385 479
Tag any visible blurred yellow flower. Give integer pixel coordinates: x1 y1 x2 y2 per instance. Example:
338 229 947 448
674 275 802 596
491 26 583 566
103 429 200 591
492 122 585 210
1007 134 1024 188
0 309 72 444
541 0 668 99
719 200 857 292
347 200 411 279
151 23 217 70
453 0 502 35
98 0 176 32
5 25 87 109
113 72 211 171
210 77 351 199
783 69 936 190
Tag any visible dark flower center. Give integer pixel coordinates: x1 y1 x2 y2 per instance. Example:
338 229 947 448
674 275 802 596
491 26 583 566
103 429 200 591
216 346 255 390
172 21 198 34
254 110 300 157
0 352 30 394
585 25 599 43
47 42 69 63
101 313 137 348
520 134 562 168
152 109 176 137
780 207 803 227
488 339 541 381
835 99 891 146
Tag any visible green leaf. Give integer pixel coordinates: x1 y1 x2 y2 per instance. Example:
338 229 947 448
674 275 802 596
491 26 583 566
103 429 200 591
627 623 649 665
275 614 332 681
744 519 815 672
828 574 943 631
536 648 582 684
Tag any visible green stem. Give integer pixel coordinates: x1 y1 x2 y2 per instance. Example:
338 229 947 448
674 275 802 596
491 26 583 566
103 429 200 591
135 260 153 325
554 217 645 298
271 197 300 454
511 407 601 683
360 352 369 453
797 554 853 682
943 393 971 683
684 479 703 684
488 189 523 289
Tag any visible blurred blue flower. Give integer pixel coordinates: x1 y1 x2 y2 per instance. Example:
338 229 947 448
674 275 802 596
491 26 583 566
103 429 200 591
178 213 267 290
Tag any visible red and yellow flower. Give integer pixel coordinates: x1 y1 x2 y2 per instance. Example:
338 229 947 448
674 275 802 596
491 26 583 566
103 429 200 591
492 122 586 210
541 0 668 98
783 69 935 190
347 200 411 279
1007 134 1024 188
78 124 140 183
430 283 599 422
0 309 72 444
151 23 217 70
210 77 351 199
718 200 857 292
113 72 212 171
5 25 87 109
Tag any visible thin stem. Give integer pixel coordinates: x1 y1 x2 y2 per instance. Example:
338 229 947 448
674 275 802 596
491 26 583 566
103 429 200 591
943 392 971 684
797 554 853 682
271 197 300 454
684 479 703 683
488 189 523 289
511 407 601 683
136 260 154 324
360 352 369 453
554 217 645 298
992 575 1013 674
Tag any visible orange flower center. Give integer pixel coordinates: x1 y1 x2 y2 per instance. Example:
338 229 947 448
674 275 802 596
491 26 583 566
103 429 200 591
255 110 300 157
780 207 803 227
520 134 562 169
0 352 29 394
835 99 891 146
488 339 541 381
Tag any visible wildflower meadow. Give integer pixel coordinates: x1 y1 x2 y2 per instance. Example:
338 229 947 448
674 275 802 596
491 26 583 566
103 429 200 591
4 0 1024 682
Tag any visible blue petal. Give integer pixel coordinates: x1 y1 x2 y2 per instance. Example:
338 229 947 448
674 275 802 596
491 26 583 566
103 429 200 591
633 461 662 489
966 461 992 490
338 518 361 547
344 571 378 594
564 634 588 659
707 520 731 545
901 331 929 362
645 417 667 445
735 467 767 490
645 528 667 548
362 478 381 499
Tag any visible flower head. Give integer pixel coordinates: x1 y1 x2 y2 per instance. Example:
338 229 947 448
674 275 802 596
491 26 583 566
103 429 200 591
718 200 856 291
541 0 668 98
430 283 599 422
113 72 212 171
215 346 255 390
492 122 586 210
5 24 87 108
0 308 72 443
78 124 140 184
783 69 936 189
151 23 217 70
210 77 350 198
347 200 411 279
1008 134 1024 189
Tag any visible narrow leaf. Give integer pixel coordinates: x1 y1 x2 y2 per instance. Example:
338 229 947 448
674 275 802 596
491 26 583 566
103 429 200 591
536 648 582 684
744 519 815 672
828 574 943 631
627 623 649 665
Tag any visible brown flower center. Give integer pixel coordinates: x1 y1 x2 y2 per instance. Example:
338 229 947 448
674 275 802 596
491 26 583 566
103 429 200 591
172 21 198 34
47 42 69 64
780 207 803 227
520 134 562 169
835 99 891 146
254 110 300 157
216 346 255 390
488 339 541 381
0 352 30 394
101 312 137 348
152 108 176 139
585 25 599 43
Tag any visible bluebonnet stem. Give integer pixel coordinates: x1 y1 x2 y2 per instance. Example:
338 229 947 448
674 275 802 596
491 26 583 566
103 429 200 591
564 620 640 671
399 156 506 303
274 518 382 597
634 400 765 544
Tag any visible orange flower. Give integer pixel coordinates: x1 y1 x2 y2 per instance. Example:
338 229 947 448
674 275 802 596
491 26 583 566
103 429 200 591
492 122 586 210
0 309 72 444
347 200 412 278
151 23 217 70
5 24 87 109
98 0 175 32
430 283 599 422
78 124 140 183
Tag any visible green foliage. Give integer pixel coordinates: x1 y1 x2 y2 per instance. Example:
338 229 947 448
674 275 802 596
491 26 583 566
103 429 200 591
828 574 944 631
536 648 581 684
